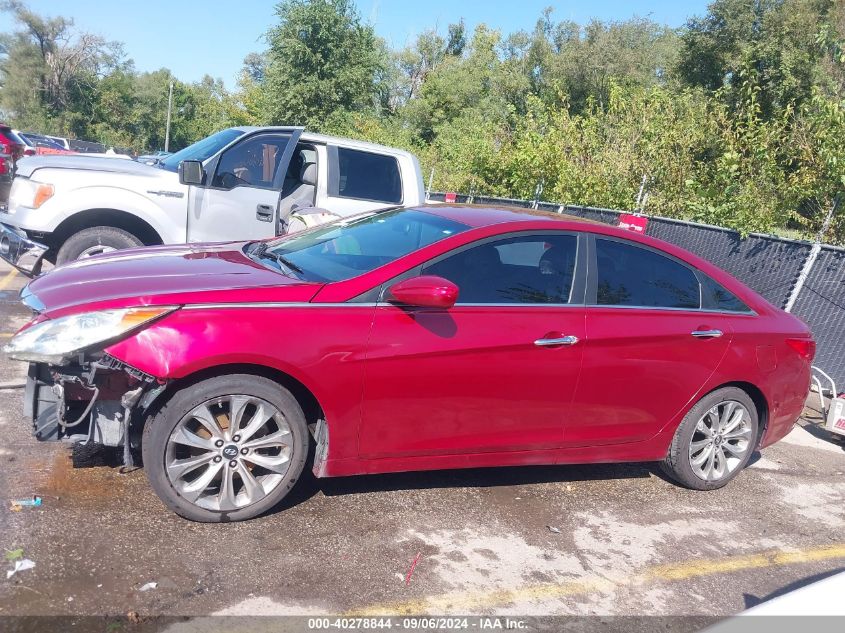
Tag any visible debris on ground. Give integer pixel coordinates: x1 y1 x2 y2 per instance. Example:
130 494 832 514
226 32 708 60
547 525 561 534
6 559 35 579
139 582 157 592
10 496 42 511
4 549 24 563
404 552 422 586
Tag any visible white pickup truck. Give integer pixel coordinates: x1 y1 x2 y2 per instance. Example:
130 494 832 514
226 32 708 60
0 126 425 274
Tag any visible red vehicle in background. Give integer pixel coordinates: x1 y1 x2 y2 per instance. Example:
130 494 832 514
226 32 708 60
17 131 75 156
0 124 28 202
4 205 815 522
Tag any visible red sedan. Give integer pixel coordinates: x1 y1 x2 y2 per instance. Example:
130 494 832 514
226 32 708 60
4 205 814 522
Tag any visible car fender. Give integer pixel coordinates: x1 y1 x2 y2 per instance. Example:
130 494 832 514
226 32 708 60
105 305 374 462
42 185 186 243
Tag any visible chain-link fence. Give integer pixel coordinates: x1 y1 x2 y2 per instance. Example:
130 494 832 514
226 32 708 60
427 192 844 391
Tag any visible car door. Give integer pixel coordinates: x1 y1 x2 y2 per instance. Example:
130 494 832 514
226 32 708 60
186 130 301 243
566 235 732 447
359 231 587 459
321 145 404 217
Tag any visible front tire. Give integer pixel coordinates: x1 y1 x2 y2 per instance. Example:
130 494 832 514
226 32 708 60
661 387 758 490
55 226 143 264
142 375 309 522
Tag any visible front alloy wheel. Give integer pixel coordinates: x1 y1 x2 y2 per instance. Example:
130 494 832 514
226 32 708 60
165 395 293 512
144 375 309 522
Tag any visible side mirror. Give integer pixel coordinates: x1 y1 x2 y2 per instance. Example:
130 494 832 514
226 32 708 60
387 275 459 309
179 160 205 186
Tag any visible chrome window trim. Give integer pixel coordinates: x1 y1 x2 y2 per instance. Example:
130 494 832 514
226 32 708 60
175 301 754 315
584 303 757 316
393 302 586 309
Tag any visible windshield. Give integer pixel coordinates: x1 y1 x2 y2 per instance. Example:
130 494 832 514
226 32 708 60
159 128 244 172
251 209 469 282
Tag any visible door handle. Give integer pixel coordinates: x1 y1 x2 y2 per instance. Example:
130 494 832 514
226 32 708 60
534 335 579 347
691 329 723 339
256 204 273 222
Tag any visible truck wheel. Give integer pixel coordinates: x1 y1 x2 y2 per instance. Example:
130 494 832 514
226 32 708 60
55 226 143 264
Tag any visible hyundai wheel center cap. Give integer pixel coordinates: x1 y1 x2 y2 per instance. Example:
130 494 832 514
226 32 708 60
222 445 239 459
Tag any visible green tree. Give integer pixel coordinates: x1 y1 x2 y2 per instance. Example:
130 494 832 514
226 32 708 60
260 0 387 128
0 0 124 128
678 0 833 116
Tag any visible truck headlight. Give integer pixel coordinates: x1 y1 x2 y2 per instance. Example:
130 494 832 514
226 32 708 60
3 306 177 364
9 178 55 210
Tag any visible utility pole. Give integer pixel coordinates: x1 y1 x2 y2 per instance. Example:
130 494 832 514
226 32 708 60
164 81 174 152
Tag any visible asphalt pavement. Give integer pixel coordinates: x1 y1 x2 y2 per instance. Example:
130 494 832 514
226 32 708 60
0 261 844 629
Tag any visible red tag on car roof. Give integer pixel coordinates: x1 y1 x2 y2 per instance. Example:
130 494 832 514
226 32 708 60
618 213 648 233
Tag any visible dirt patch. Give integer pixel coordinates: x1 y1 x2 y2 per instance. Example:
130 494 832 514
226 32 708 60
42 451 140 506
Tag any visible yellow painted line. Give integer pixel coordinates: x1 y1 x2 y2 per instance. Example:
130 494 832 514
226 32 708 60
349 543 845 615
0 268 17 290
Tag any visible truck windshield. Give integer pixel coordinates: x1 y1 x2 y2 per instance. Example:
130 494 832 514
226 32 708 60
249 209 469 282
158 128 244 172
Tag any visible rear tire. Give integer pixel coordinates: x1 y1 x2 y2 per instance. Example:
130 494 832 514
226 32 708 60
55 226 143 264
661 387 758 490
142 374 309 522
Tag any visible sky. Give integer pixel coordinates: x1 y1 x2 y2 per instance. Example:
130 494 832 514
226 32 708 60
0 1 711 87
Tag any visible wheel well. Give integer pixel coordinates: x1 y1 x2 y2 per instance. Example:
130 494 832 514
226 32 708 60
716 381 769 446
48 209 164 252
140 363 324 430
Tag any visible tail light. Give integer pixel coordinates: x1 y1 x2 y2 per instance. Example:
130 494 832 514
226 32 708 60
786 337 816 362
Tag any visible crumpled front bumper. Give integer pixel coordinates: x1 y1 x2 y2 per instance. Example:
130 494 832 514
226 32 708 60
0 222 47 276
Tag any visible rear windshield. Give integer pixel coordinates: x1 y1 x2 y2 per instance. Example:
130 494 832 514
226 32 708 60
251 209 468 282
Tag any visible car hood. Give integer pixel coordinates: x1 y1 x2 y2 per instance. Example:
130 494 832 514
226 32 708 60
16 154 167 178
26 243 323 315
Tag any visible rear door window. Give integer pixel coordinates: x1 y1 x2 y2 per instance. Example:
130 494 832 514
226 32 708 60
594 238 700 309
330 147 402 204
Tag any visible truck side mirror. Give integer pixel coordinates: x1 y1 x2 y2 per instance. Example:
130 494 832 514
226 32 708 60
179 160 205 186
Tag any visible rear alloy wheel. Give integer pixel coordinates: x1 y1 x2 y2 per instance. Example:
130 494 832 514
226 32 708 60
143 375 309 522
661 387 759 490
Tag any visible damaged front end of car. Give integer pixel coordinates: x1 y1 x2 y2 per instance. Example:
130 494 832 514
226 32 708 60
5 298 176 466
25 354 166 466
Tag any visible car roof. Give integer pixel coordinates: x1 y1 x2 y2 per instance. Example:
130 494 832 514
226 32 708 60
416 203 606 228
232 126 416 159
